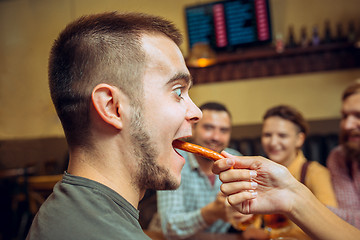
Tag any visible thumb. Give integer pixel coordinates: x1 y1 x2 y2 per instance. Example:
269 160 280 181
213 155 263 174
221 150 235 158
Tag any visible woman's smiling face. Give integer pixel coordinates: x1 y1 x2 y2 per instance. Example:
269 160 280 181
261 116 305 167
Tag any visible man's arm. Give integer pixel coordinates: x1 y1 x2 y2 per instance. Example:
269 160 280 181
157 188 208 239
158 189 229 239
200 193 227 225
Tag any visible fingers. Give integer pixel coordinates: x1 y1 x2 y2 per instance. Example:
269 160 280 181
214 157 259 206
225 200 253 220
212 158 234 174
228 191 257 207
213 155 263 175
220 151 235 158
221 181 257 195
218 167 257 199
219 168 257 183
215 192 226 203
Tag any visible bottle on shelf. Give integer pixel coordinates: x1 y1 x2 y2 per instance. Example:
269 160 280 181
275 33 284 53
311 25 320 46
300 26 308 48
287 25 297 48
336 22 346 42
323 20 332 44
347 20 356 43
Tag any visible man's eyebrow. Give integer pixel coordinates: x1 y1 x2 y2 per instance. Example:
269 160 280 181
167 72 193 88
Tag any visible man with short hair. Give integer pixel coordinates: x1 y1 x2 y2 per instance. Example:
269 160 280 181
26 12 202 239
157 102 241 239
326 80 360 229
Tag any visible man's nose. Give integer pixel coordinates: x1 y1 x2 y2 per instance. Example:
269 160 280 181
211 129 222 141
186 99 202 124
343 115 359 130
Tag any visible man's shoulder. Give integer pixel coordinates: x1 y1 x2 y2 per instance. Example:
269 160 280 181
327 145 345 165
28 214 149 240
329 145 344 154
27 175 146 239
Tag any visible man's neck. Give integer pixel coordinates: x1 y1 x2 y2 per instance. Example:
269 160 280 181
67 147 142 208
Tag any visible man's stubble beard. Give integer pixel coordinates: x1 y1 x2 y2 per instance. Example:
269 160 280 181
343 143 360 163
129 105 179 191
341 130 360 163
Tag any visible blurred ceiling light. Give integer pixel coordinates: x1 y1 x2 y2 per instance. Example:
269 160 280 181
186 43 217 68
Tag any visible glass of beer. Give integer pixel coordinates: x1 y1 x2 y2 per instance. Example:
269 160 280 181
263 214 292 238
225 197 259 231
231 214 258 231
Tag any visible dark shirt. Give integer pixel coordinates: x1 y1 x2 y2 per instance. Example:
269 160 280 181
26 172 151 240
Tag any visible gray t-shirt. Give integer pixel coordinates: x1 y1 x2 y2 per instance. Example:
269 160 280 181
26 172 151 240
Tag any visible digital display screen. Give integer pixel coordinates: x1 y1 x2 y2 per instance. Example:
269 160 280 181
185 0 272 52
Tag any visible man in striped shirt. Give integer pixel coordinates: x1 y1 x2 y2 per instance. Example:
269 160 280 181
157 102 241 239
327 80 360 229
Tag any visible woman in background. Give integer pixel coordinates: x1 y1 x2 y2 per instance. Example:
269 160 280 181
261 105 337 206
227 105 337 239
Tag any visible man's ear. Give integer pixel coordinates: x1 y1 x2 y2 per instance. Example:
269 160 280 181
91 83 123 130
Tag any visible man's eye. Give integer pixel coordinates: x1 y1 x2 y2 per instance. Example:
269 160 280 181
221 129 230 134
174 88 183 98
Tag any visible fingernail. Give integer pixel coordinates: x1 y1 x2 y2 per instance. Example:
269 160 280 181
251 191 258 198
250 171 257 178
226 158 234 166
251 181 258 189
